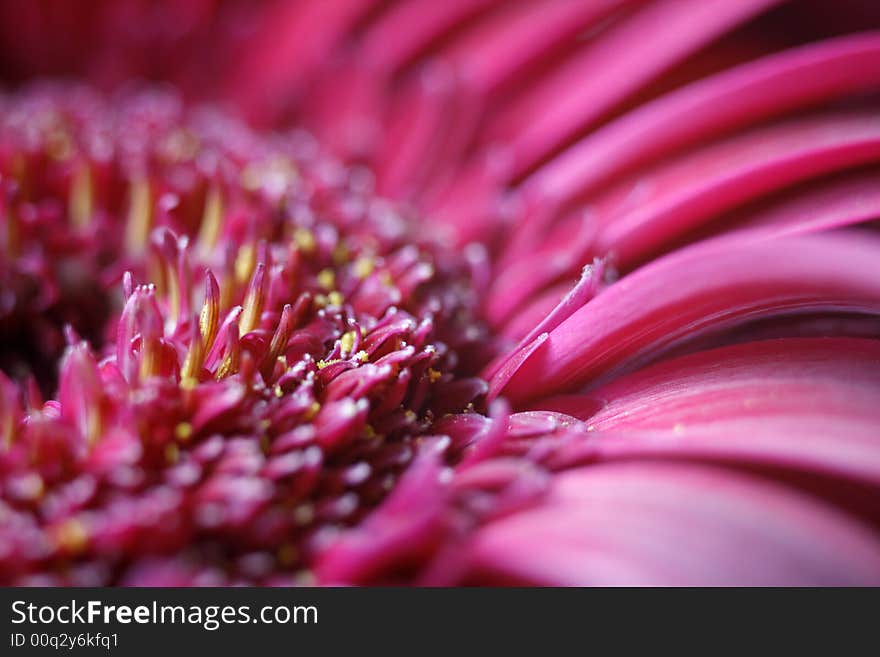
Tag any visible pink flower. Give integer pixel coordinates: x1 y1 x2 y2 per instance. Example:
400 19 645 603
1 0 880 586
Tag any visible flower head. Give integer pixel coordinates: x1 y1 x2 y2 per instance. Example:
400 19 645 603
2 0 880 586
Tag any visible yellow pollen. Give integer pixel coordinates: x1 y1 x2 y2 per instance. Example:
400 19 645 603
339 331 357 355
427 368 443 383
317 268 335 290
316 359 340 370
327 291 344 307
274 385 284 398
313 294 328 309
353 256 375 279
293 228 316 254
355 350 369 363
54 518 89 554
174 422 193 442
304 401 321 420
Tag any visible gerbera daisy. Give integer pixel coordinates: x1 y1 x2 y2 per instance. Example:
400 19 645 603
1 0 880 586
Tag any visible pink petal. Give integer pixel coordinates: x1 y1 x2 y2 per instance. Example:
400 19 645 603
358 0 496 74
485 0 783 179
485 260 604 387
524 32 880 208
227 0 379 125
443 0 631 96
593 112 880 266
724 168 880 239
374 63 481 200
541 337 880 484
500 232 880 405
466 462 880 585
426 0 784 244
315 446 449 585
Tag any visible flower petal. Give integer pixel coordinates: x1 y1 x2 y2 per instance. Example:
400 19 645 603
724 168 880 239
540 337 880 485
500 232 880 404
524 32 880 208
465 462 880 585
486 0 783 178
443 0 631 96
593 112 880 266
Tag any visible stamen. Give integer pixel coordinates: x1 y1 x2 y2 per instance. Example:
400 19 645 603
239 262 267 337
125 177 152 254
69 163 93 228
199 270 221 353
197 185 224 254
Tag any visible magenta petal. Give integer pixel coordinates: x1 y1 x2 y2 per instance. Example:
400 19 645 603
58 342 102 446
557 337 880 425
726 169 880 238
315 447 449 585
443 0 631 95
228 0 379 124
594 112 880 266
374 64 480 200
542 337 880 484
466 462 880 585
501 232 880 405
485 0 783 178
500 258 605 347
487 332 548 403
525 32 880 207
358 0 495 74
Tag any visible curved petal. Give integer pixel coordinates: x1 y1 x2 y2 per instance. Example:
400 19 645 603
500 232 880 405
358 0 496 74
443 0 631 96
465 462 880 585
726 168 880 239
592 112 880 266
227 0 379 125
524 32 880 207
486 0 783 178
539 338 880 485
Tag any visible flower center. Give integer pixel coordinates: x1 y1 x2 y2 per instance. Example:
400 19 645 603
0 85 491 585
